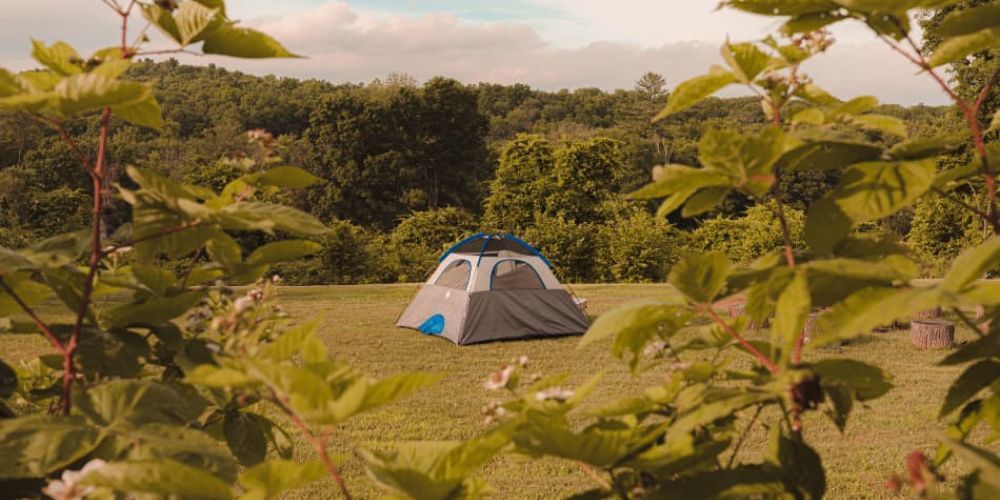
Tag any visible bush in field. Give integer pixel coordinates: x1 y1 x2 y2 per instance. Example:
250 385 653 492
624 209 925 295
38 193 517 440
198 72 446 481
386 207 478 282
908 194 983 276
546 137 627 223
523 215 599 283
690 202 805 264
274 218 378 285
483 134 556 233
595 209 686 282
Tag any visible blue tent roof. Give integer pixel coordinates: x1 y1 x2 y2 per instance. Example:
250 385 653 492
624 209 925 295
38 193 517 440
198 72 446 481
438 233 552 268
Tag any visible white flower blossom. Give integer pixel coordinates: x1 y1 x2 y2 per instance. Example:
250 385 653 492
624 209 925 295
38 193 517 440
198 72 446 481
516 355 529 367
42 459 106 500
643 341 668 357
484 365 514 390
233 296 255 314
535 387 574 402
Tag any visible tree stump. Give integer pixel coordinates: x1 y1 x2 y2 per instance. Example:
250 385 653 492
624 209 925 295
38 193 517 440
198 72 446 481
912 307 942 321
910 320 955 349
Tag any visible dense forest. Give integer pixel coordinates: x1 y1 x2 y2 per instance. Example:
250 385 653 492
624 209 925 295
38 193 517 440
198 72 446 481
0 59 980 283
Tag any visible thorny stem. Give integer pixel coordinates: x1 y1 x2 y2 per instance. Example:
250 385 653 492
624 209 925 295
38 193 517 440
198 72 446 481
59 4 134 415
269 389 354 500
703 304 780 374
0 278 66 355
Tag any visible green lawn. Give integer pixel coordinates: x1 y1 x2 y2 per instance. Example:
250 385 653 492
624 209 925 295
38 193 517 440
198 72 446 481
1 284 988 498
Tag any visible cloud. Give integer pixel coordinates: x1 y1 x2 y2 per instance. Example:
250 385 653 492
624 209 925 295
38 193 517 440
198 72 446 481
227 2 946 104
0 1 948 105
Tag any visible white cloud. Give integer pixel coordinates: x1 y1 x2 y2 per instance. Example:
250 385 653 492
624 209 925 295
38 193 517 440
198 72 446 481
0 0 948 104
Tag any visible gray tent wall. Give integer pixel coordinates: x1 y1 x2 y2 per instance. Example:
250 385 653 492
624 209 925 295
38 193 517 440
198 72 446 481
396 234 589 345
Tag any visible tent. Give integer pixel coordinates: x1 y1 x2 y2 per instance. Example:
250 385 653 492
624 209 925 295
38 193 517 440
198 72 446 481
396 233 590 345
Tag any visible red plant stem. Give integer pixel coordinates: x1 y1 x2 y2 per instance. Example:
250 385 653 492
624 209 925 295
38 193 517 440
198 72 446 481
886 21 999 234
0 278 66 355
270 391 354 500
703 305 780 374
775 197 797 269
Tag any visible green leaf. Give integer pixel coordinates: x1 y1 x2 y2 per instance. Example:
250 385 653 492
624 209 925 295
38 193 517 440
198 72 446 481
113 92 165 131
103 291 206 329
580 297 691 369
107 423 237 481
654 66 737 120
887 134 966 160
930 27 1000 67
205 231 242 270
940 237 1000 293
0 415 101 477
202 25 299 58
81 459 233 499
628 165 731 200
141 4 183 45
217 203 328 236
362 429 510 500
258 320 326 364
846 114 908 138
775 141 882 172
936 435 1000 490
725 0 840 16
244 166 323 189
811 287 941 346
940 360 1000 418
669 253 732 303
73 380 208 428
225 411 268 466
175 1 221 45
680 186 730 217
942 331 1000 365
722 42 776 83
773 272 810 360
775 431 826 499
246 240 322 266
346 372 442 420
654 464 785 499
238 460 326 500
131 263 178 297
30 40 82 76
835 96 879 115
988 109 1000 135
0 273 52 316
813 359 893 401
938 4 1000 36
807 160 935 253
21 230 90 269
54 74 151 117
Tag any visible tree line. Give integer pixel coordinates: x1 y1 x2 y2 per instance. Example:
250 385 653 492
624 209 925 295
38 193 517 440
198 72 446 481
0 59 981 283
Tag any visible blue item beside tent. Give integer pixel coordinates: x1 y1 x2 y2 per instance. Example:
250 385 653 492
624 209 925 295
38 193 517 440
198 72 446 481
418 314 445 335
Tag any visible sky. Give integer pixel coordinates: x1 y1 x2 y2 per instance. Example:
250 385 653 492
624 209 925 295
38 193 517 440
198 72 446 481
0 1 949 105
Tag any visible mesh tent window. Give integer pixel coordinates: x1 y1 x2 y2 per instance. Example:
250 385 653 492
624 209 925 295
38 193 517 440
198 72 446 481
434 260 472 290
490 259 545 290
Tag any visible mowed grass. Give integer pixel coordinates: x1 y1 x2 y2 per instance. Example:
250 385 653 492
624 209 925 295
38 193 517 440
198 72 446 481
1 284 991 498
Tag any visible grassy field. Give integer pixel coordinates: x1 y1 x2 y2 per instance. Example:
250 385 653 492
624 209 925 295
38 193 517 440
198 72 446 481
1 284 988 498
